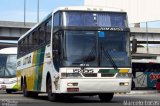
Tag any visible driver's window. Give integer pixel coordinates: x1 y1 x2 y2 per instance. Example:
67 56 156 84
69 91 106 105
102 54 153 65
53 32 61 71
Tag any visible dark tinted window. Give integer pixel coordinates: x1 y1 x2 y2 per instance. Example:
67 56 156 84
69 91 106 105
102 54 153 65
24 36 28 51
39 26 45 45
53 32 61 71
65 12 127 27
18 41 22 57
18 17 52 58
63 31 97 67
21 39 25 54
54 12 60 27
33 30 39 48
28 34 33 50
45 18 52 42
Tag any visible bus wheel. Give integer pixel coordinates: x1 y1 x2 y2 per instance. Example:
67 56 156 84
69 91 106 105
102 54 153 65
99 93 114 102
30 92 38 98
131 81 135 90
47 77 56 101
23 81 30 97
6 90 12 94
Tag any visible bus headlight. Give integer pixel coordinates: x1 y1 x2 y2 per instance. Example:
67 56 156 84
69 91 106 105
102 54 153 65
116 73 132 78
61 73 82 78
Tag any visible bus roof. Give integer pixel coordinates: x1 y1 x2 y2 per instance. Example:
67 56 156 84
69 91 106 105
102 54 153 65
52 6 124 13
0 47 17 54
18 6 125 41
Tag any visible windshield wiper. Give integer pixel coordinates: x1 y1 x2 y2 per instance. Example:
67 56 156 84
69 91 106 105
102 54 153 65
101 44 118 69
81 46 96 70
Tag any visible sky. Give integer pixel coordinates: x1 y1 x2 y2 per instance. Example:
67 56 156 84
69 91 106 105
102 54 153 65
0 0 84 22
0 0 159 28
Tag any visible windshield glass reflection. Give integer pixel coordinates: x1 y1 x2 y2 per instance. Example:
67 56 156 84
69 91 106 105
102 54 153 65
0 55 17 78
63 31 97 66
61 31 130 67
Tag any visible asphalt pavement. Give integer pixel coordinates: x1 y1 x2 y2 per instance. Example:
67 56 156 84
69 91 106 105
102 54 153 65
0 90 160 106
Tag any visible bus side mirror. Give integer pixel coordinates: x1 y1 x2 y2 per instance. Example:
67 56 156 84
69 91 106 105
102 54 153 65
132 39 137 53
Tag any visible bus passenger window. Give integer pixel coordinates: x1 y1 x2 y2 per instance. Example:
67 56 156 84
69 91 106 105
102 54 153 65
28 34 33 50
18 41 22 57
45 19 51 43
24 36 28 51
21 39 24 54
33 31 39 49
39 26 45 45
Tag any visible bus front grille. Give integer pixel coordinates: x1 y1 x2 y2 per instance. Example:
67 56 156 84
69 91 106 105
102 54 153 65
101 73 115 77
82 73 97 77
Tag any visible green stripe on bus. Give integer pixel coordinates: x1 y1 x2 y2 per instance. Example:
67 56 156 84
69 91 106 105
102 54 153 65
98 69 119 74
37 47 45 91
34 47 45 91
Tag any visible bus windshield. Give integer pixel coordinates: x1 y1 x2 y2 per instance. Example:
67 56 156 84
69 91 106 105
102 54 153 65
63 31 97 66
0 54 17 78
99 31 130 67
64 11 127 27
62 31 130 67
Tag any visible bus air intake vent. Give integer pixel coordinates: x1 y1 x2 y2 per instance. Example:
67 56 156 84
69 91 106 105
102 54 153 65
82 73 97 77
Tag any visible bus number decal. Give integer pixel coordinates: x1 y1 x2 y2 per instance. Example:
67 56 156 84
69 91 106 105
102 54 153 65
73 69 94 73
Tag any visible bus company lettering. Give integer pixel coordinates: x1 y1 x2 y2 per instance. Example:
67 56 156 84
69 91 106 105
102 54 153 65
98 27 124 31
23 56 31 65
73 69 94 73
150 73 160 81
17 61 21 67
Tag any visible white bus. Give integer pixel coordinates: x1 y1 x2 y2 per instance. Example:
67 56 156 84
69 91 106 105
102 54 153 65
17 6 132 102
0 47 17 93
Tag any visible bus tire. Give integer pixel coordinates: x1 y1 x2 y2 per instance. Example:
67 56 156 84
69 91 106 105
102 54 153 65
99 93 114 102
131 81 135 90
30 92 38 98
47 76 59 102
23 80 30 97
6 89 12 94
21 77 23 91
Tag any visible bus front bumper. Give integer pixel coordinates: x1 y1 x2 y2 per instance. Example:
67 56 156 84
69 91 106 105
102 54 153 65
0 83 17 90
58 78 132 94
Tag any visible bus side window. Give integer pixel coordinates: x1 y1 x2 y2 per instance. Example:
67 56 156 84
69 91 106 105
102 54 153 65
18 41 22 57
28 33 33 50
45 18 51 43
33 30 39 49
36 29 39 47
21 39 24 55
54 12 60 28
24 36 28 52
39 25 45 45
52 32 61 71
32 32 36 49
